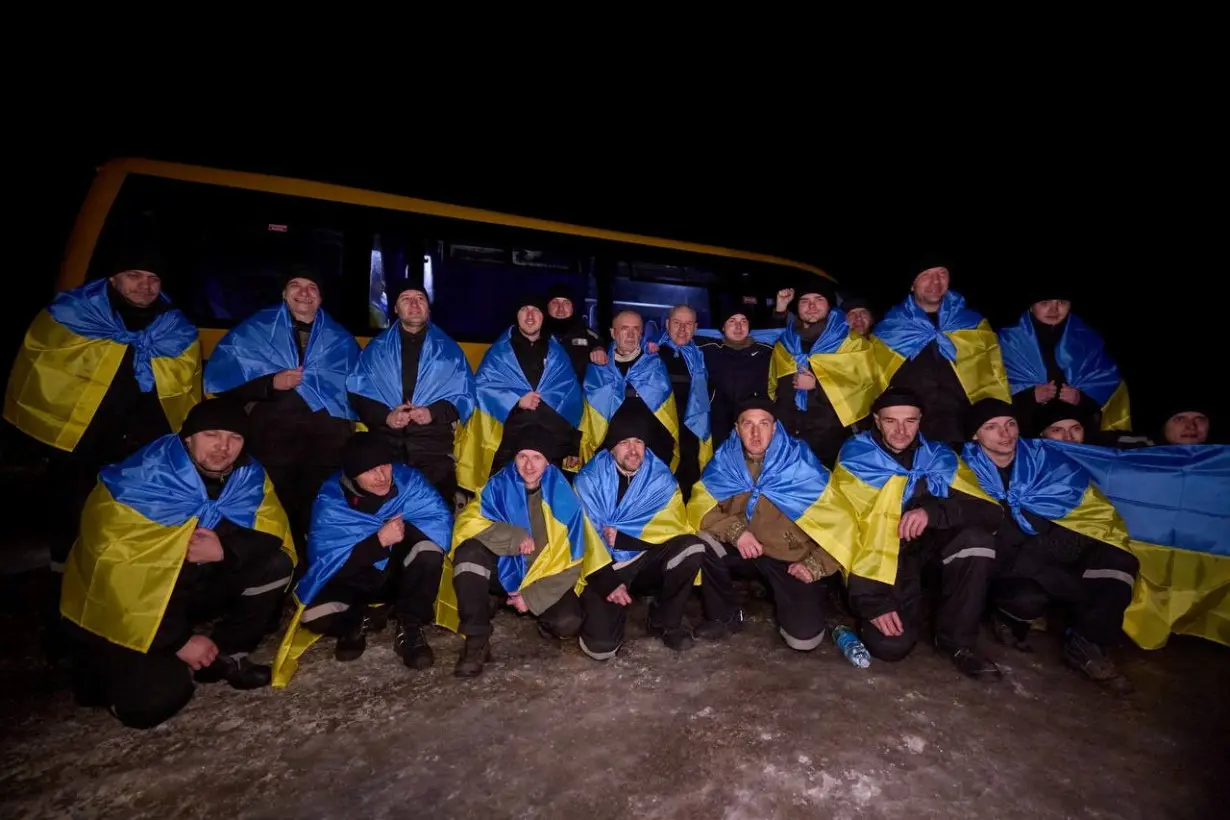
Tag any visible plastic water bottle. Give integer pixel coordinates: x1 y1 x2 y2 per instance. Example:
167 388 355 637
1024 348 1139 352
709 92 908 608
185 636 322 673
832 625 871 669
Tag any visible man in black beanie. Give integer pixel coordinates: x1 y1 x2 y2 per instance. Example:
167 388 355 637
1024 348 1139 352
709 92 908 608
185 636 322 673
841 296 876 339
542 281 605 380
700 296 776 449
1034 401 1091 443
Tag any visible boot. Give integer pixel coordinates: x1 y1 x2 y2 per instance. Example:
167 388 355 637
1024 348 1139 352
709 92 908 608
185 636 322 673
334 613 369 662
195 654 273 690
1063 630 1133 694
945 646 1003 682
454 636 491 678
366 603 392 633
990 611 1034 652
694 609 745 641
646 608 694 652
396 624 435 670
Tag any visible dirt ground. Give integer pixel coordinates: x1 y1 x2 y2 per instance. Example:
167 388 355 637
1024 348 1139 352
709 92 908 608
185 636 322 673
1 570 1227 820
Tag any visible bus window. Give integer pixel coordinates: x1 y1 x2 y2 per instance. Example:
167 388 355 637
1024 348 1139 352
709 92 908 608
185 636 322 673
610 261 714 341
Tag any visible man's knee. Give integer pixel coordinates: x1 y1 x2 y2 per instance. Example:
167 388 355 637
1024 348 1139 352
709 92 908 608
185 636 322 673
1084 546 1139 587
941 528 997 568
110 664 195 730
664 535 707 574
240 550 295 599
859 624 919 663
452 540 493 583
776 601 827 652
996 578 1050 622
542 593 584 639
404 540 445 570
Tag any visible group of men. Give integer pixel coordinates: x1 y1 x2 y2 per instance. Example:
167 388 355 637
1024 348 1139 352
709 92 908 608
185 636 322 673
5 244 1217 729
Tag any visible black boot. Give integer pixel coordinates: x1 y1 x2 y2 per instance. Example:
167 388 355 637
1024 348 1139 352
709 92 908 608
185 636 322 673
990 611 1034 652
367 603 392 633
945 646 1003 682
694 609 745 641
195 654 273 689
454 636 491 678
646 608 695 652
1063 631 1133 694
396 624 435 670
334 614 369 662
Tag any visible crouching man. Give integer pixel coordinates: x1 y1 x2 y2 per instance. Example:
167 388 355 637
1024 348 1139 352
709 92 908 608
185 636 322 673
574 406 706 659
437 428 604 678
690 399 856 651
61 399 295 729
271 433 452 687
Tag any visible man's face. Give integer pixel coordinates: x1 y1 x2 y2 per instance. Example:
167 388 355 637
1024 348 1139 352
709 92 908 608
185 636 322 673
847 307 873 337
912 267 950 307
1030 299 1071 326
517 305 544 337
185 429 244 474
355 463 394 495
284 277 321 320
974 416 1020 459
1163 412 1210 444
515 450 549 488
1041 419 1085 443
723 314 750 343
395 289 430 326
548 297 573 320
797 292 830 324
612 437 645 473
611 312 643 356
737 409 775 456
667 308 697 347
110 270 161 307
874 405 922 453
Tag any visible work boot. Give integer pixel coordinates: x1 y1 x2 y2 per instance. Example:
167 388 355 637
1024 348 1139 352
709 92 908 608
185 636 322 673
366 603 392 633
454 636 491 678
396 624 435 670
334 614 370 662
646 609 695 652
1063 631 1134 694
195 654 273 689
946 646 1003 682
990 611 1034 652
693 609 745 641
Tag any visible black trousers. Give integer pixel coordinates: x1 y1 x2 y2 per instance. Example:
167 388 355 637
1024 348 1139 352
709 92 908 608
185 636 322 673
676 426 701 502
451 539 584 639
301 535 445 636
847 526 996 661
994 537 1139 646
578 535 706 658
699 535 828 650
411 455 459 510
265 464 336 567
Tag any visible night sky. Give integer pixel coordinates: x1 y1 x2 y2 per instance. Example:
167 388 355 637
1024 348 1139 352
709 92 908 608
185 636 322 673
9 118 1221 439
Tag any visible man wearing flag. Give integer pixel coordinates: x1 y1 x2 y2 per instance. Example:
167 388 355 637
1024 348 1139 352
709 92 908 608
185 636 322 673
690 399 857 650
574 405 706 658
654 304 713 498
60 399 295 728
205 266 360 557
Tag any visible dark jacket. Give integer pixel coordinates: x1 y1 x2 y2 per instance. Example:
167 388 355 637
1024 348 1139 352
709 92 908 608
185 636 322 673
1009 315 1103 435
881 312 970 447
490 330 581 472
699 337 774 447
546 316 604 382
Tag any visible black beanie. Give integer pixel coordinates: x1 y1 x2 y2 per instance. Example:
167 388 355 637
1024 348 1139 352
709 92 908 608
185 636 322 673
794 277 838 308
600 402 674 466
964 398 1017 440
737 396 777 421
908 255 952 291
284 263 324 295
516 293 548 317
389 277 430 311
872 386 925 415
546 282 578 307
342 433 392 481
720 294 766 328
101 235 165 278
504 421 568 464
841 295 873 315
1032 401 1091 436
180 399 250 440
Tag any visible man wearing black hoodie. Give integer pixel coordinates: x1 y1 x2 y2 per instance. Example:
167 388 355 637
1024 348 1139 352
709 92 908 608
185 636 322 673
699 297 774 448
542 282 604 381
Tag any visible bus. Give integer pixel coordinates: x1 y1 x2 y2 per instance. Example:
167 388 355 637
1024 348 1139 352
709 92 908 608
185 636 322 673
62 158 834 366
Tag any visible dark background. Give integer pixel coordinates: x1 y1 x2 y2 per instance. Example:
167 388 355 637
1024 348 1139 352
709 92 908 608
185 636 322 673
6 105 1222 442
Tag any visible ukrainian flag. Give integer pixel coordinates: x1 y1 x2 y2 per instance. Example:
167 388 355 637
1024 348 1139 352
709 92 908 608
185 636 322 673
272 463 452 687
204 304 360 420
435 463 605 632
455 328 582 492
768 307 882 426
60 434 294 653
4 279 201 452
1050 442 1230 650
871 291 1010 405
687 425 857 569
656 334 714 470
574 448 691 563
999 311 1131 431
579 346 680 468
832 432 994 585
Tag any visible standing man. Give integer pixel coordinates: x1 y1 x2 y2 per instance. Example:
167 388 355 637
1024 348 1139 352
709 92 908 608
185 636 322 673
347 279 475 508
842 296 876 338
656 304 712 498
542 282 604 381
699 301 776 449
871 262 1010 446
769 279 880 467
205 266 360 559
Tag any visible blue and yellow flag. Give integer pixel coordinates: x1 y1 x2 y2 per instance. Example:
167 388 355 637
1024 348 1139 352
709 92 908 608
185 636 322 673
999 311 1131 431
832 432 993 585
579 346 680 468
687 424 857 570
272 463 452 687
435 463 606 633
455 328 582 492
574 448 690 564
60 434 294 653
4 279 202 452
961 438 1130 551
1049 442 1230 650
768 308 882 426
871 291 1010 405
346 322 476 421
204 304 360 420
656 333 714 469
